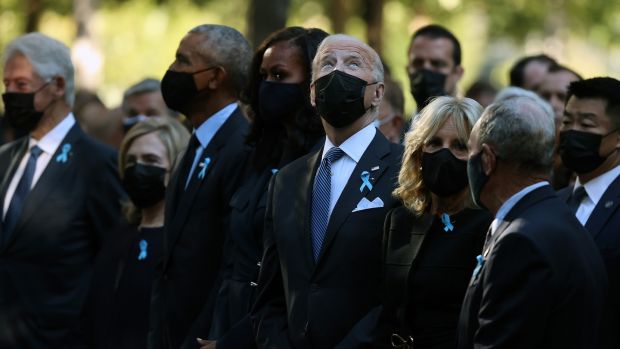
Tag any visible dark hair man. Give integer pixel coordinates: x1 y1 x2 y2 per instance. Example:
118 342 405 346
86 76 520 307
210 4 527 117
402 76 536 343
558 77 620 349
509 54 556 91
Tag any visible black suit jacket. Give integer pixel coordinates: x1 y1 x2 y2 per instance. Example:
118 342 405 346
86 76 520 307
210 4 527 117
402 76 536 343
149 107 249 349
559 172 620 349
251 131 403 349
457 185 607 349
0 124 125 348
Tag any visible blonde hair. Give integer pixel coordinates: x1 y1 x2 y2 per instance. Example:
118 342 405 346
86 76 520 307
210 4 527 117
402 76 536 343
393 96 483 214
118 117 190 224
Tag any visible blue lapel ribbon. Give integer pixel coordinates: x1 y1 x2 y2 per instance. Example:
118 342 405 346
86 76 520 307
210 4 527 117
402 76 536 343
271 168 279 175
359 170 373 192
55 143 71 163
472 254 484 279
138 239 148 260
441 213 454 232
197 157 211 180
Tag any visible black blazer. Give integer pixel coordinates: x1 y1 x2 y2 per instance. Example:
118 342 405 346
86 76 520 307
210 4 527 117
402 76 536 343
0 124 125 348
558 173 620 349
251 131 403 349
379 207 492 349
457 185 608 349
149 107 249 349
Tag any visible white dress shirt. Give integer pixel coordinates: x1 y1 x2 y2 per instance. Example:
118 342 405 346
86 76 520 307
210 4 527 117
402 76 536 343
185 102 237 187
574 164 620 226
317 123 376 217
3 113 76 218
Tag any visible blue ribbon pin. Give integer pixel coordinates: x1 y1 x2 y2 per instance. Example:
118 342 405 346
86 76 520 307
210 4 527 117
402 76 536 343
55 143 71 163
271 168 279 175
472 254 484 279
138 239 148 260
359 171 373 192
441 213 454 232
197 157 211 180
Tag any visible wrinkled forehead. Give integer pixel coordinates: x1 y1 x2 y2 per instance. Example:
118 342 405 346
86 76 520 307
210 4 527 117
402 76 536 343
317 37 375 65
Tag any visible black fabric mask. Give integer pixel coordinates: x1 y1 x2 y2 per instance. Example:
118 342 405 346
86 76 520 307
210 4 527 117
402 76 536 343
2 82 51 132
258 81 306 124
467 150 489 210
422 148 468 197
122 164 167 209
409 69 447 110
559 130 614 174
314 70 374 128
161 68 212 114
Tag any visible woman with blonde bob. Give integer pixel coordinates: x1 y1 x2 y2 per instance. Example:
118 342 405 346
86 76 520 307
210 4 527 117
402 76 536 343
83 116 190 349
379 96 493 349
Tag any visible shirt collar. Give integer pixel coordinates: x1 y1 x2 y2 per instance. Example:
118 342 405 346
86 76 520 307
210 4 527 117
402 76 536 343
321 123 376 163
492 181 549 234
29 113 76 154
575 164 620 205
193 102 238 148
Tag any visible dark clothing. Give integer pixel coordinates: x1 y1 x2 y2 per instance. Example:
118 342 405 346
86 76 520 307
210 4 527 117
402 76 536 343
209 167 271 349
559 172 620 349
84 224 163 349
457 185 608 349
380 207 492 349
251 132 403 349
0 124 125 348
149 108 249 349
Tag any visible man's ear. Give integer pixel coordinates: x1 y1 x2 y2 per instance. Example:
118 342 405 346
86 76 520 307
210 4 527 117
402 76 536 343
453 65 464 82
481 143 496 176
51 76 66 100
206 67 226 90
370 82 384 108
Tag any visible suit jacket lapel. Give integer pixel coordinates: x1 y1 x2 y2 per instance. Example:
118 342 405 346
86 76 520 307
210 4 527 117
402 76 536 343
164 109 244 265
315 132 391 265
302 149 322 268
3 125 83 248
585 173 620 239
0 138 29 206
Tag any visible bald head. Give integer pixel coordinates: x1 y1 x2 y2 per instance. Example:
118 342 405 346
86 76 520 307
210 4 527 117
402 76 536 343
311 34 384 83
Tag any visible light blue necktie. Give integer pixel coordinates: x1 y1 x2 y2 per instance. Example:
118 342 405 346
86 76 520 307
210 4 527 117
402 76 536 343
311 147 345 261
2 145 43 244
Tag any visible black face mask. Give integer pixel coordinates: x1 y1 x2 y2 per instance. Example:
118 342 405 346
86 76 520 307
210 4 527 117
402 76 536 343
314 70 375 128
422 148 468 197
122 164 167 209
409 69 447 110
467 150 489 210
161 68 213 114
2 82 51 132
559 130 616 174
258 81 306 124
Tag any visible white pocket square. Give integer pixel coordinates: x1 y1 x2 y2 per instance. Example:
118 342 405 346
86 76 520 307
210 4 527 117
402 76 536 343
352 197 384 212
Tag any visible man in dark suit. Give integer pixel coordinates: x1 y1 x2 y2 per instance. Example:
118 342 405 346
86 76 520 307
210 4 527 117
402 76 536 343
250 34 403 348
558 77 620 349
457 94 607 349
148 24 251 349
0 33 124 348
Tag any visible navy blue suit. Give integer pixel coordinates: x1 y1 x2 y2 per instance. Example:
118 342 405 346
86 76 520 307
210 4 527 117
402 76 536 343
559 171 620 349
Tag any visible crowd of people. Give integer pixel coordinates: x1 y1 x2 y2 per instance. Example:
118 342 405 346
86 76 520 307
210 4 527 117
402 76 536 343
0 21 618 349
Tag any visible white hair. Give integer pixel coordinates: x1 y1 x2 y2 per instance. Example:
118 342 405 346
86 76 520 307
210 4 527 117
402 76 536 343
494 86 554 117
3 32 75 107
475 94 556 173
311 34 384 83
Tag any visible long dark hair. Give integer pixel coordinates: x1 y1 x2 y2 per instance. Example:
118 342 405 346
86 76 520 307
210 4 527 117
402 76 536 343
243 27 328 171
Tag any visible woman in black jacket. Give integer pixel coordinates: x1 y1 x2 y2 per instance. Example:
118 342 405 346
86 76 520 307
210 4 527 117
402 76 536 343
381 96 493 349
202 27 328 349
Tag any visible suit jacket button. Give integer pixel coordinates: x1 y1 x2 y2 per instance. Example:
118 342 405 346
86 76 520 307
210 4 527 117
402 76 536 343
163 273 169 281
310 283 318 290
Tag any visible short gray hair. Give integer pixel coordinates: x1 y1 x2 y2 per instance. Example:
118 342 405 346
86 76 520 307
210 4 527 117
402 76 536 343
189 24 251 96
3 32 75 107
475 95 555 173
311 34 384 83
122 78 160 112
494 86 554 117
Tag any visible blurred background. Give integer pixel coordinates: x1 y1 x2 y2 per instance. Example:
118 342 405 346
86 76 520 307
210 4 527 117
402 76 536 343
1 0 620 117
